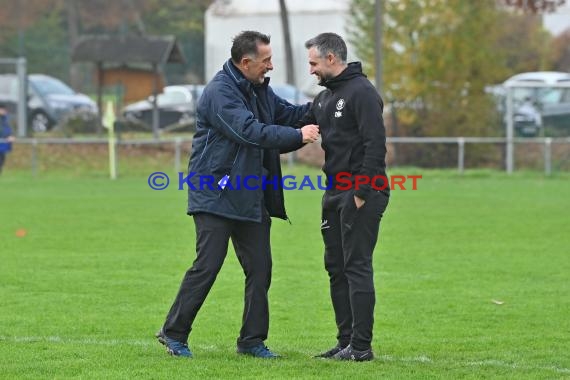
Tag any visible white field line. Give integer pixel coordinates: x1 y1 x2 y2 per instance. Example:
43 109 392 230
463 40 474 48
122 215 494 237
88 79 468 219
377 354 570 375
1 335 569 374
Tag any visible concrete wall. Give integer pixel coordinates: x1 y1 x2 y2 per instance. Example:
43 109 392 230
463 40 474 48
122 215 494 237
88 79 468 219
205 0 357 96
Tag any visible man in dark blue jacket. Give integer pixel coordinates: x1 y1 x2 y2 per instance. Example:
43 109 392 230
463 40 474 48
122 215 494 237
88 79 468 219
0 103 15 175
156 31 320 359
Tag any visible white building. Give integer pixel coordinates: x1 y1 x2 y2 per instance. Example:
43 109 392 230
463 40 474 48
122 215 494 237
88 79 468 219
205 0 356 95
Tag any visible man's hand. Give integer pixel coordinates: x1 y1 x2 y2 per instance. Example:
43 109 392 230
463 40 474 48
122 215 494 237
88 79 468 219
354 195 365 209
7 136 15 142
300 124 319 143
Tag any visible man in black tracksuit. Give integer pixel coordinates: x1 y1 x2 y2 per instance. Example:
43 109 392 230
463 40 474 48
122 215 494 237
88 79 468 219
156 31 320 359
301 33 390 361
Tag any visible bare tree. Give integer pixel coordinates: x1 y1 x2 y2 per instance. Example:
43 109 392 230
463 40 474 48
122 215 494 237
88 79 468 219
66 0 81 88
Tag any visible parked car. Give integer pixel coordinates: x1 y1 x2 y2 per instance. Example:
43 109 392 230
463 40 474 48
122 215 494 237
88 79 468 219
0 73 98 133
271 83 312 105
122 85 204 131
184 83 308 107
121 83 309 132
502 71 570 136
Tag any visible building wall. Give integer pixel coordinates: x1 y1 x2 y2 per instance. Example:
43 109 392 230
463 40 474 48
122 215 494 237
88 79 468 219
205 0 357 96
98 68 165 105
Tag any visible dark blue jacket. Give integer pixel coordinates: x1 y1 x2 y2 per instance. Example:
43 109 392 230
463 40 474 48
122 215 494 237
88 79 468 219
186 60 311 222
0 115 13 153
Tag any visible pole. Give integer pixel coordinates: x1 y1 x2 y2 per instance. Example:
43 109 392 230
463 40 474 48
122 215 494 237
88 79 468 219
458 137 465 174
374 0 383 94
16 57 27 137
103 101 117 180
544 137 552 176
152 63 160 140
506 86 514 174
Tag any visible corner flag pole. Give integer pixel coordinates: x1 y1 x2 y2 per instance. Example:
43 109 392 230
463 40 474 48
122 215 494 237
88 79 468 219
103 100 117 179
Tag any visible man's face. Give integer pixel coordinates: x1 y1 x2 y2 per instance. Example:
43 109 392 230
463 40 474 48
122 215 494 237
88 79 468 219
242 43 273 84
308 47 335 85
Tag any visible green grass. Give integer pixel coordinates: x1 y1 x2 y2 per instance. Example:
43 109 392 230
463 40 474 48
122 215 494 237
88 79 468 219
0 167 569 379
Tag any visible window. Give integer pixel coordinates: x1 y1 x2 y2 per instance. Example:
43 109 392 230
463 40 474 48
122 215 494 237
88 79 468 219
31 77 74 96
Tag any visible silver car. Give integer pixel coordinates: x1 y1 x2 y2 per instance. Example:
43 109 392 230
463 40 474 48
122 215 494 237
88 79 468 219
504 71 570 136
0 74 98 133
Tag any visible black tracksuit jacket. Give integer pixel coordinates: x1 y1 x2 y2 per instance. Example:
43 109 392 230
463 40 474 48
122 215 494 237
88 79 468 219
299 62 389 200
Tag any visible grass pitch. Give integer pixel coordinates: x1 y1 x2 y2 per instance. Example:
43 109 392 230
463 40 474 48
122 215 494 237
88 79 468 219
0 167 569 379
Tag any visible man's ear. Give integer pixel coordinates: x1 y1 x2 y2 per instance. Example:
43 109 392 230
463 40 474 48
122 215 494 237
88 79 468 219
240 56 251 69
327 52 336 65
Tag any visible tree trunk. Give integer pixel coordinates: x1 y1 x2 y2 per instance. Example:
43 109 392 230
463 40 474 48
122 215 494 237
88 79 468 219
279 0 295 86
66 0 81 89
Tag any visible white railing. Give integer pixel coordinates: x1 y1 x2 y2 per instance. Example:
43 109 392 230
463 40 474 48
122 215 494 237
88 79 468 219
2 136 570 176
388 136 570 175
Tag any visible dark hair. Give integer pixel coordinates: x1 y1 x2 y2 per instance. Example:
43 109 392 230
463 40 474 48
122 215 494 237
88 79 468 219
305 33 347 63
0 102 6 109
231 31 271 63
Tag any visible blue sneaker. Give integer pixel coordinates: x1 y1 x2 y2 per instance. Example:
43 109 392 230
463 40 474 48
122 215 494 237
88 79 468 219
237 344 279 358
155 329 193 358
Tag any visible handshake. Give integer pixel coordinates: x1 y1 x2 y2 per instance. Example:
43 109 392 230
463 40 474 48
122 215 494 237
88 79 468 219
300 124 320 143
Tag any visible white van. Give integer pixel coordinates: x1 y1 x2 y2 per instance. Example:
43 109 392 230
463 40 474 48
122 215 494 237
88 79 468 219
503 71 570 136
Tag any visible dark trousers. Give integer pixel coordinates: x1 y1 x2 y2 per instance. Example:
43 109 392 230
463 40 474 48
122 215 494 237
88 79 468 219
0 153 5 174
321 189 389 351
163 212 272 349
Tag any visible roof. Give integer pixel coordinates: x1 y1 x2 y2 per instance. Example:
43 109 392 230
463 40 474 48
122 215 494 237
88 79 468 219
504 71 570 85
71 35 186 65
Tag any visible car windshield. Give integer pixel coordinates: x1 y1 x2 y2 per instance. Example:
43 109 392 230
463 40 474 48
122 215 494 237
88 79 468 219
272 84 309 104
273 85 296 100
157 91 188 106
32 77 75 96
537 88 563 105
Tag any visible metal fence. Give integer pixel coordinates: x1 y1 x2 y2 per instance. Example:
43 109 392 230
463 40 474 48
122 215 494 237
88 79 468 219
2 136 569 177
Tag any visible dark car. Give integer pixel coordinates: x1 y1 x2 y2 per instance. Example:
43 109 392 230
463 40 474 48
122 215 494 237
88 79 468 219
0 73 98 132
122 85 204 131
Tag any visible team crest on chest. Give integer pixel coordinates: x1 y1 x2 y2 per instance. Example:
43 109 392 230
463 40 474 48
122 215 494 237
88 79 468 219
335 98 345 118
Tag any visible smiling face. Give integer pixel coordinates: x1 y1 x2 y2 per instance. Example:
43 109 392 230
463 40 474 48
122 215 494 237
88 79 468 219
308 46 337 85
240 43 273 84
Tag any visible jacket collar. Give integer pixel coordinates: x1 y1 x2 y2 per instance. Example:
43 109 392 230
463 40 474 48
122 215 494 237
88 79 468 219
323 61 365 90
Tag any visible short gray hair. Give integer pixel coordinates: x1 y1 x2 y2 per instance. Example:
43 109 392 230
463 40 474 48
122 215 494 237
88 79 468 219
305 33 347 63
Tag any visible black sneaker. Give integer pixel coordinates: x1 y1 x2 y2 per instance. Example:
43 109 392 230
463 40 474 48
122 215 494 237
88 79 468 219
314 344 348 358
332 345 374 361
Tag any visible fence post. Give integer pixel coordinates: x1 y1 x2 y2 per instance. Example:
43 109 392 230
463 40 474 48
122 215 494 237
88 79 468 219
174 137 182 174
506 86 514 174
458 137 465 174
544 137 552 176
31 139 38 177
287 151 296 168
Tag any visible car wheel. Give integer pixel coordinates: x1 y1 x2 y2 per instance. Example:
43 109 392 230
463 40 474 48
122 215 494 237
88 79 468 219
31 111 52 133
